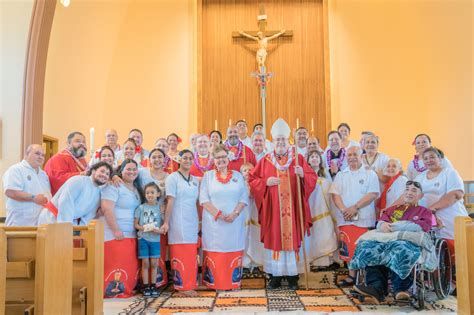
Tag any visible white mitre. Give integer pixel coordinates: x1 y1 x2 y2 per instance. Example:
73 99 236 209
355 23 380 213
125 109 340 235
271 118 291 140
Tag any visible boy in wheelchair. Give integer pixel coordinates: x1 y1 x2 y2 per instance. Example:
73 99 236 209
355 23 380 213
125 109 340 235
351 180 433 303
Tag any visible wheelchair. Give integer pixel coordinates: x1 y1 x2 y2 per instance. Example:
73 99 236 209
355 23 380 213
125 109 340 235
350 230 453 310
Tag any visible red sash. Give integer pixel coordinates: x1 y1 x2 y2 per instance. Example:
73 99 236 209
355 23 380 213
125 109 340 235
377 172 402 210
44 201 59 217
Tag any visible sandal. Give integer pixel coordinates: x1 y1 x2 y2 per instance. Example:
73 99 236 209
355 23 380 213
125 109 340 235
338 275 356 287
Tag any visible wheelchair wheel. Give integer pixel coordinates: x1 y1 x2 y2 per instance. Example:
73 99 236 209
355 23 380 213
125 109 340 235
416 269 425 310
433 238 452 299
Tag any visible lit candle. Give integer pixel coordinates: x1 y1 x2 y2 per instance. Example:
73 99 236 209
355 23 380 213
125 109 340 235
296 118 299 129
214 120 217 130
229 119 232 126
311 118 314 132
89 127 95 157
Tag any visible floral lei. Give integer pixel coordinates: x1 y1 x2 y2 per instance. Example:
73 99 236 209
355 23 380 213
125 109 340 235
270 147 294 171
413 155 427 172
193 152 213 172
326 148 346 171
224 140 243 161
164 155 171 168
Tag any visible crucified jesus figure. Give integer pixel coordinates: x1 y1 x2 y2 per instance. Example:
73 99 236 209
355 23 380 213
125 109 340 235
238 30 286 69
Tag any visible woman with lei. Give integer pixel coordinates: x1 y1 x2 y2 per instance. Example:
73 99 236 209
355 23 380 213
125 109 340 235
190 135 214 178
199 144 249 290
155 138 179 174
167 133 181 160
406 133 453 180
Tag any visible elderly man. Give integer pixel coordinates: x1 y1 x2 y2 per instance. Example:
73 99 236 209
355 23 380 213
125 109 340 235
129 129 149 166
190 134 214 178
329 146 380 286
236 120 252 148
253 123 274 152
45 131 88 195
225 126 256 172
249 118 317 290
294 127 309 156
3 144 52 226
251 132 267 162
352 180 433 303
89 129 122 166
38 161 112 225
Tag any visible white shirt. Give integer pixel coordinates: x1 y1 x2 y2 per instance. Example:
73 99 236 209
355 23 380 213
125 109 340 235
138 168 167 196
200 170 249 252
297 146 307 157
265 140 274 152
165 172 200 244
406 156 453 180
101 184 141 241
329 166 380 228
385 175 408 208
361 152 390 173
416 168 468 239
3 160 52 226
240 136 252 149
50 176 102 225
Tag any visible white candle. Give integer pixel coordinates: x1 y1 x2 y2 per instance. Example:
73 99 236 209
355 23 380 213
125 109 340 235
296 118 299 129
214 120 217 130
89 127 95 157
311 118 314 132
229 119 232 126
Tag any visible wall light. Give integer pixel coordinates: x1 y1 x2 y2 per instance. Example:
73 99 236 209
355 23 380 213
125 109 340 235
60 0 70 7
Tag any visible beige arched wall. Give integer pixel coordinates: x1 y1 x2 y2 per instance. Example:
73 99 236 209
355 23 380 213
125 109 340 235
43 0 197 151
329 0 473 179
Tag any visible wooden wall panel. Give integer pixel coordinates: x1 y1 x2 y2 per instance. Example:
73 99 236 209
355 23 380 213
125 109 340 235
199 0 330 145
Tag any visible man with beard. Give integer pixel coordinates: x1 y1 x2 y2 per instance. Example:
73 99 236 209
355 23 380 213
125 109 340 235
249 118 317 290
45 131 88 195
38 161 113 225
295 127 309 156
224 126 256 172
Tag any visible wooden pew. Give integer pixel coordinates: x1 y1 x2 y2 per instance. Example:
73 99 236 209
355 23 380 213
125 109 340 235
1 223 73 315
72 220 104 315
455 216 474 315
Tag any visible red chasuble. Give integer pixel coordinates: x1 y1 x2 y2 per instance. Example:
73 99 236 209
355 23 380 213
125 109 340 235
249 151 317 252
44 149 87 195
227 145 257 172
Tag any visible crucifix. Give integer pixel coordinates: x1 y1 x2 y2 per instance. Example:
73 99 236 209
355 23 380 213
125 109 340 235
233 3 293 135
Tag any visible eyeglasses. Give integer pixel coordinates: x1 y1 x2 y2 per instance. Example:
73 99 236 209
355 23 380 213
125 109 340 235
406 180 422 191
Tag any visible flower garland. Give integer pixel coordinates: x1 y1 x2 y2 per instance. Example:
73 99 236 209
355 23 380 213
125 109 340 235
193 152 213 172
216 170 233 184
224 140 243 161
412 155 427 172
270 148 294 171
326 148 346 171
164 155 171 168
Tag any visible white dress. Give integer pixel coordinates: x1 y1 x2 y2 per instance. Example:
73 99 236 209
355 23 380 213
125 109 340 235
101 184 141 241
361 152 390 173
3 160 52 226
199 170 249 252
416 168 468 239
406 156 453 180
38 176 101 225
307 177 338 266
165 172 200 244
243 195 264 267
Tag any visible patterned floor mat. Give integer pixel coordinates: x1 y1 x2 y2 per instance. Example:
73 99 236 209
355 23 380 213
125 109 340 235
107 270 457 314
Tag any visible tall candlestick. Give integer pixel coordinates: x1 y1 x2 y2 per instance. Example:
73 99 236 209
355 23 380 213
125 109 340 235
89 127 95 158
311 118 314 132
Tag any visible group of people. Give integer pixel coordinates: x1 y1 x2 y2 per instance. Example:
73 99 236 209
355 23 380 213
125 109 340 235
2 118 468 300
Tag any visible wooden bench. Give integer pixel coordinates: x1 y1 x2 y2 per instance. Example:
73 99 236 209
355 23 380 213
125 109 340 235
0 223 73 315
72 220 104 315
455 216 474 315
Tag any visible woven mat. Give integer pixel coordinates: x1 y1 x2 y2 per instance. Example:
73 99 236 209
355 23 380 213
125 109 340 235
110 270 457 314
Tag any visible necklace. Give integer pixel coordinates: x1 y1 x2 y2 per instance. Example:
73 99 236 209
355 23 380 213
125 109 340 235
364 152 378 168
326 148 346 171
413 155 427 173
193 152 213 172
270 148 293 171
224 140 243 161
177 171 191 185
216 170 232 184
